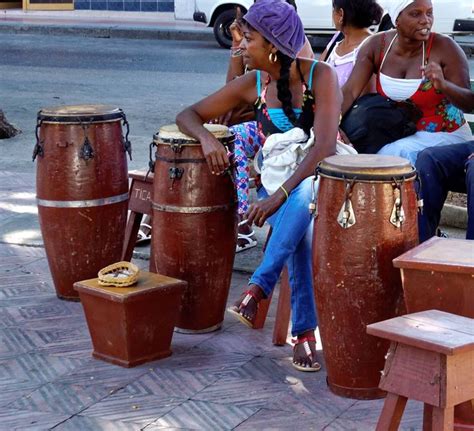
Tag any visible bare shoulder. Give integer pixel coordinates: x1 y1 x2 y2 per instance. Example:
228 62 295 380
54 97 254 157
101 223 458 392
429 33 467 64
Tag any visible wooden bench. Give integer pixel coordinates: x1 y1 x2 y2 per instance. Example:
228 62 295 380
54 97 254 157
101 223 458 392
367 310 474 431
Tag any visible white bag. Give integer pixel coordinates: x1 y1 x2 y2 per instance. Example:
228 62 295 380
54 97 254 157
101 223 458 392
260 127 357 195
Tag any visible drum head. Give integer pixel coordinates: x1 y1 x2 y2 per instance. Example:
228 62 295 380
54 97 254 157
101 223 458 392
318 154 416 181
154 123 232 145
38 105 123 124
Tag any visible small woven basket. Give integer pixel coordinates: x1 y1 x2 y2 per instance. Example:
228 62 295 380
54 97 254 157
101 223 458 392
98 261 140 287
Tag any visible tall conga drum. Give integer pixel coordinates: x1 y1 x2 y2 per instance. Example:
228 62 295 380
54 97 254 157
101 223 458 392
313 154 419 399
151 124 237 333
34 105 130 300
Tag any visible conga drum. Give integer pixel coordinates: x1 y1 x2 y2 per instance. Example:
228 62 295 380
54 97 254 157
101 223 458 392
313 154 419 399
34 105 130 300
151 124 237 333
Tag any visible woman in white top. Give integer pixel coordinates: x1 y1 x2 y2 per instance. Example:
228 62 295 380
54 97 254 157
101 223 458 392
321 0 383 88
341 0 473 164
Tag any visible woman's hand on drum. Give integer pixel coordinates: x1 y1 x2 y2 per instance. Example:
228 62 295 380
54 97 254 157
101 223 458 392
246 192 286 227
201 136 230 174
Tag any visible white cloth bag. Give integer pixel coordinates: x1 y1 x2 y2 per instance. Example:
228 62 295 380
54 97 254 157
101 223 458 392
260 127 357 195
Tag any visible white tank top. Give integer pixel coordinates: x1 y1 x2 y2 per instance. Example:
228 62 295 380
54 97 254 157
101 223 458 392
379 34 424 101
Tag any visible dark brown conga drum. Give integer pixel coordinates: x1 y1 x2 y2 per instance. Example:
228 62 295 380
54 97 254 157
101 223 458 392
313 154 419 399
34 105 130 300
151 124 237 333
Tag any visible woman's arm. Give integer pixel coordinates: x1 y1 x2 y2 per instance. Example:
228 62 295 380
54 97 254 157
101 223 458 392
247 61 342 227
176 72 257 174
341 33 379 114
425 35 474 113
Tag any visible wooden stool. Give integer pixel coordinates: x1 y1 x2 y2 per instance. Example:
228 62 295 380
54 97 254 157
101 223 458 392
367 310 474 431
74 271 186 368
121 170 154 267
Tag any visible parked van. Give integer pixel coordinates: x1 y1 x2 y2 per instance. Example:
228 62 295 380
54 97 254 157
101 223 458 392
193 0 473 48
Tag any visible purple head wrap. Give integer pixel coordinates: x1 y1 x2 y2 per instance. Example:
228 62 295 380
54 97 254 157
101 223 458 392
243 0 305 59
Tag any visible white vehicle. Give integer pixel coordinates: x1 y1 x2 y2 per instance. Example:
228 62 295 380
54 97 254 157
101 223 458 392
193 0 473 48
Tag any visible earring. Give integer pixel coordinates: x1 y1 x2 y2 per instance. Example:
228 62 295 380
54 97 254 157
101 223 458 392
269 52 277 64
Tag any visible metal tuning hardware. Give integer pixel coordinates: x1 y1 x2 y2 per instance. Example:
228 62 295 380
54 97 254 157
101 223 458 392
169 167 184 180
390 180 405 229
32 118 44 161
79 124 94 161
120 111 132 160
337 179 356 229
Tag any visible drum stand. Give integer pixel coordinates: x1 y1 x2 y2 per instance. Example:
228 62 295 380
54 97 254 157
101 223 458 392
121 170 156 272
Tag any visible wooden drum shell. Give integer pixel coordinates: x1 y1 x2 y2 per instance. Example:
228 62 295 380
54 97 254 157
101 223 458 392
36 106 129 300
313 155 419 399
151 125 237 333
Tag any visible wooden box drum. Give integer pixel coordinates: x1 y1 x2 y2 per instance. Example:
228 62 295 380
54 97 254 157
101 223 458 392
34 105 131 300
312 154 419 399
151 124 237 333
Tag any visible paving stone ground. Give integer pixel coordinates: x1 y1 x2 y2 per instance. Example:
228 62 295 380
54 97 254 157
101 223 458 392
0 240 426 431
0 170 428 430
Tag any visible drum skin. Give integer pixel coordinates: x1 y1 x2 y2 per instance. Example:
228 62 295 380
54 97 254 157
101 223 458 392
36 107 128 300
313 155 419 399
151 127 237 333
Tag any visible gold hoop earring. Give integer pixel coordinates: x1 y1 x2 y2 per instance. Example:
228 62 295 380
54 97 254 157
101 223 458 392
269 52 277 64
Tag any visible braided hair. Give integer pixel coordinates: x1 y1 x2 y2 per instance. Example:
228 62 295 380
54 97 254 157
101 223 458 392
276 51 298 127
285 0 297 11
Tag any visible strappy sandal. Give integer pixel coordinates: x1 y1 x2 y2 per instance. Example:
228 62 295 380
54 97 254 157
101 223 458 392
292 336 321 372
136 223 152 245
227 289 259 328
236 231 257 253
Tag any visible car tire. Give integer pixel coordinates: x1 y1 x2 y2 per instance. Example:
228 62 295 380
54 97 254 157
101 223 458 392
213 8 236 49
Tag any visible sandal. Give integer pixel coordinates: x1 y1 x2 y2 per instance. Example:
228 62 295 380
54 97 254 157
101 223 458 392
236 231 257 253
227 289 259 328
136 223 152 245
292 336 321 372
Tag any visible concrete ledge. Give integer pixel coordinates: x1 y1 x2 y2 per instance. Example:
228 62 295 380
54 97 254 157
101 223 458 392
440 203 468 229
0 22 214 41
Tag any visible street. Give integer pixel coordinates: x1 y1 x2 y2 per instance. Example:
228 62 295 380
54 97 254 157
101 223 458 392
1 34 230 172
1 33 473 174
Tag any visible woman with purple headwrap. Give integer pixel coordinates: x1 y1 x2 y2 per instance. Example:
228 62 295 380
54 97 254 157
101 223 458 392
177 0 341 371
341 0 473 165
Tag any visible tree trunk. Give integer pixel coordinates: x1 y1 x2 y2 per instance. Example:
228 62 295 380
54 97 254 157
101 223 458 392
0 110 20 139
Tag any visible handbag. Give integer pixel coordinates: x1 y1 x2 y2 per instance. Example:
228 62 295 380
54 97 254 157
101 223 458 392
340 93 421 154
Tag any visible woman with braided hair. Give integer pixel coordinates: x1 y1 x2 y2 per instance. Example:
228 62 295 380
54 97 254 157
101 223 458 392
224 0 314 253
177 0 341 371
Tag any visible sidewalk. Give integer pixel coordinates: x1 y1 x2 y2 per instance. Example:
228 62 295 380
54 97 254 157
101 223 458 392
0 9 214 41
0 169 428 431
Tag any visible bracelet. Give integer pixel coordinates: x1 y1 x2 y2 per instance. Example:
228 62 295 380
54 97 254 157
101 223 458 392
230 47 243 58
279 185 289 200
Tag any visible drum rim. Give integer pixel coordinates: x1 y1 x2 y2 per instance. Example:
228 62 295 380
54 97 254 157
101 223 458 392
317 168 417 182
38 105 124 124
153 134 235 146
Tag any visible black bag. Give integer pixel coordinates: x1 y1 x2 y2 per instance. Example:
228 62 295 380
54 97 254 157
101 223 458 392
340 93 421 154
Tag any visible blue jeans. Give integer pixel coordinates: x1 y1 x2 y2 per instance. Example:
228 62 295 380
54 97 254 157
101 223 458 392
416 142 474 241
377 123 472 166
249 176 317 336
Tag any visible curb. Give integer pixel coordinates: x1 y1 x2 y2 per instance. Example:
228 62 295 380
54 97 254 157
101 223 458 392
0 22 214 41
440 203 468 230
